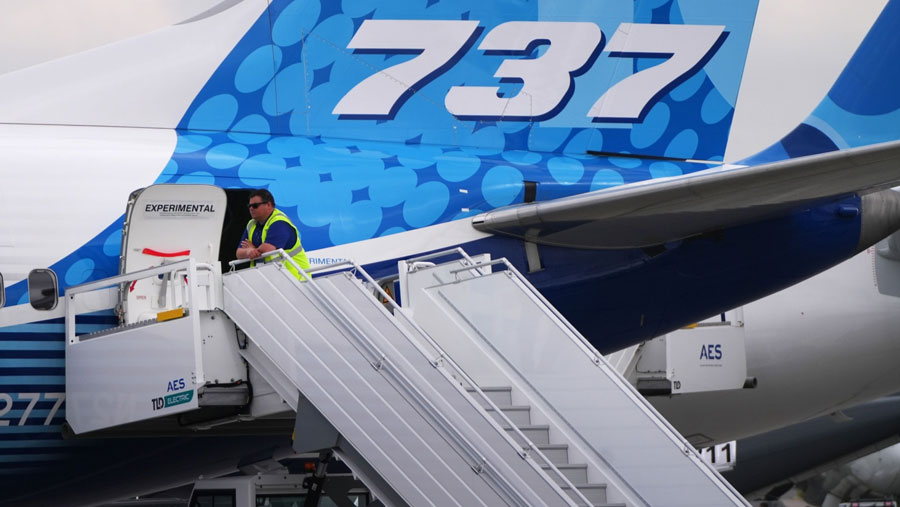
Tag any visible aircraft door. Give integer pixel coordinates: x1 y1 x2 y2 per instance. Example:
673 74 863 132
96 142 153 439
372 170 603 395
121 184 227 324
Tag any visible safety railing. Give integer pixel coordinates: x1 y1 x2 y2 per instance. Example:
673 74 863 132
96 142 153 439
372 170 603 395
65 259 216 345
444 253 748 505
229 250 590 507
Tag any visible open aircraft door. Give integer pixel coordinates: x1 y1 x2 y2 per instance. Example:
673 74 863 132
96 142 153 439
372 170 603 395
121 184 227 325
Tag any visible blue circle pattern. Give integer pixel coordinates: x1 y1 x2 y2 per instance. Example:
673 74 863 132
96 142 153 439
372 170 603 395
3 0 736 304
164 0 725 252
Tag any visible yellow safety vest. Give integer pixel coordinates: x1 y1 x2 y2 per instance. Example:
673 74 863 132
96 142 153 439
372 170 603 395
246 209 310 280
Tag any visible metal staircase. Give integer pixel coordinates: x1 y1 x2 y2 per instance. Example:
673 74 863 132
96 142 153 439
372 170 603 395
222 260 584 507
62 248 749 506
395 250 748 507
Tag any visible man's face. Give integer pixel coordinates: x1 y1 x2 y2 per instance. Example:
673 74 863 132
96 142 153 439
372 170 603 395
248 196 272 222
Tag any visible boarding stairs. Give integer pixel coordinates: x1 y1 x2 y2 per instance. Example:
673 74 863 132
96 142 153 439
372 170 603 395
63 249 748 507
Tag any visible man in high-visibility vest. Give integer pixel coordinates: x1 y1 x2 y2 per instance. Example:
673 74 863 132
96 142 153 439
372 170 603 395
235 189 310 279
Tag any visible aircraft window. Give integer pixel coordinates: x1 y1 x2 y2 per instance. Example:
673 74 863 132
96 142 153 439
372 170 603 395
0 272 4 309
27 269 58 311
189 490 236 507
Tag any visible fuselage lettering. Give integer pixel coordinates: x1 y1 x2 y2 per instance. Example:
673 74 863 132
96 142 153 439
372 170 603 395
334 20 725 122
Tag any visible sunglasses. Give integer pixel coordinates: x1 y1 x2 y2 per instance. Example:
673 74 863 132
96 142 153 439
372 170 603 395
248 201 269 209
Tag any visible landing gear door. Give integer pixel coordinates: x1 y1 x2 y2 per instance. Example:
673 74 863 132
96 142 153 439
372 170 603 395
122 184 227 324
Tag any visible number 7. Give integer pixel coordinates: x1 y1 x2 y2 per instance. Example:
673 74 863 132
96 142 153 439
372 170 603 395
332 20 481 119
588 23 725 122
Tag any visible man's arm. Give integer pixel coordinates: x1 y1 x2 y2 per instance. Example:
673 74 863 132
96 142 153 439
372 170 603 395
257 222 295 256
235 229 259 259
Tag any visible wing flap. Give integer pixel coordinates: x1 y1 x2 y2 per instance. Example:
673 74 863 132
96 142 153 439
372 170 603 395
472 140 900 248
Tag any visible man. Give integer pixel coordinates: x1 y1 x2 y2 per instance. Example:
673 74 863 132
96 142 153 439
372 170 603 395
236 189 310 279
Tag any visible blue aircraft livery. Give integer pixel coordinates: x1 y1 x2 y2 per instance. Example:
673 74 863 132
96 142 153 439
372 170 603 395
2 1 900 504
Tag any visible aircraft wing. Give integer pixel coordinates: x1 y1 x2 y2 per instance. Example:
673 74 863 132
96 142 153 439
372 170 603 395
472 139 900 249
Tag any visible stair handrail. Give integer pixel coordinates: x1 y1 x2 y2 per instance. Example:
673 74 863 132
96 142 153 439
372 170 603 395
65 258 215 344
233 251 565 506
351 258 595 507
448 256 750 505
278 252 594 506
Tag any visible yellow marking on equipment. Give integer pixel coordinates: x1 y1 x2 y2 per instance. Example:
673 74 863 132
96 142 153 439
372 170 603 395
157 308 184 322
683 323 698 329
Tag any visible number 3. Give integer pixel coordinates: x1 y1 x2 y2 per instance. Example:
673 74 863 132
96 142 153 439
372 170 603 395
445 22 603 120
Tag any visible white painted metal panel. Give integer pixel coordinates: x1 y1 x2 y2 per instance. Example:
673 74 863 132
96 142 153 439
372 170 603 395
222 263 576 507
66 316 199 434
666 325 747 394
426 269 748 506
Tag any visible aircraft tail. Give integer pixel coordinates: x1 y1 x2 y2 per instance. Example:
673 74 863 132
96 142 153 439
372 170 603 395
740 0 900 164
175 0 762 162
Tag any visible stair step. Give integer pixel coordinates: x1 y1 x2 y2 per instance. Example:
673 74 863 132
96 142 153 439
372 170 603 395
561 483 609 506
541 463 588 485
536 444 569 465
485 405 531 426
504 424 550 445
466 386 512 407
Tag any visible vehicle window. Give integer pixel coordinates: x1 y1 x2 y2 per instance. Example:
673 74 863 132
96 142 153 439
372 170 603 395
189 489 236 507
28 269 58 311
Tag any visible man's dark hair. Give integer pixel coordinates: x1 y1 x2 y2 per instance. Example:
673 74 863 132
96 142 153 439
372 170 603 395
249 189 275 207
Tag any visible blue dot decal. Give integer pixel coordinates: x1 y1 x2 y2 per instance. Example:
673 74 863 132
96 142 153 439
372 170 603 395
630 102 670 149
529 127 571 153
229 115 272 144
370 167 417 207
65 258 95 286
330 154 384 190
565 130 595 154
175 135 213 154
268 136 314 157
670 70 706 102
501 150 541 166
609 156 642 169
437 151 481 182
482 165 524 207
329 200 383 244
306 15 354 70
342 0 379 18
404 182 450 227
548 157 584 185
207 143 250 169
297 181 352 227
263 64 306 116
590 169 625 191
270 167 320 207
102 230 122 257
665 129 699 159
189 94 238 131
460 126 505 155
239 154 287 186
649 161 683 178
397 145 442 169
272 0 322 47
701 88 731 125
235 45 283 93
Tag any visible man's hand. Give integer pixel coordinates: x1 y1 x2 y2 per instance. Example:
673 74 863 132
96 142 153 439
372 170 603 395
237 240 261 259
